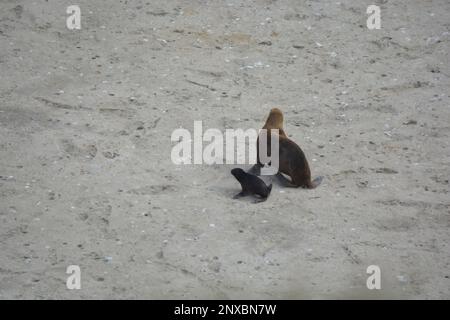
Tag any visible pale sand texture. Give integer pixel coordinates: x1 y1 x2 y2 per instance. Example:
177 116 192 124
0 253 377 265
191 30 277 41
0 0 449 299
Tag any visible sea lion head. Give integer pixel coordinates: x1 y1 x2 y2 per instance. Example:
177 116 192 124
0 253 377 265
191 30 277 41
231 168 246 179
264 108 284 129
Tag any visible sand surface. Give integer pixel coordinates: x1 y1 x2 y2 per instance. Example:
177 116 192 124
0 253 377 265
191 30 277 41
1 0 449 299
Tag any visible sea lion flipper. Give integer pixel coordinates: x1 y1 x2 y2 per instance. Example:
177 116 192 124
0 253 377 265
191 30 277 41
253 197 267 204
275 172 297 188
310 176 324 189
233 191 248 199
266 184 273 196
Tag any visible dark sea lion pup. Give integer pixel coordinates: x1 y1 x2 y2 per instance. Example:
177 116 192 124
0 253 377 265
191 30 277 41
231 168 272 203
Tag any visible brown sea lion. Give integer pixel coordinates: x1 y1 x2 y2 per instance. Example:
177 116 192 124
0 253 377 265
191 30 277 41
253 108 323 189
277 135 323 189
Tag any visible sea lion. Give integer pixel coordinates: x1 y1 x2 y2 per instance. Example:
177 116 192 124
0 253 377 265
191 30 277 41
254 108 323 189
231 168 272 203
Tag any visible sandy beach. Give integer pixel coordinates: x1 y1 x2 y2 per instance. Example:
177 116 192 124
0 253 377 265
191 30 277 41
1 0 449 299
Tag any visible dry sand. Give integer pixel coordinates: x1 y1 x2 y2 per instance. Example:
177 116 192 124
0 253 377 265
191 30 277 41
1 0 449 299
